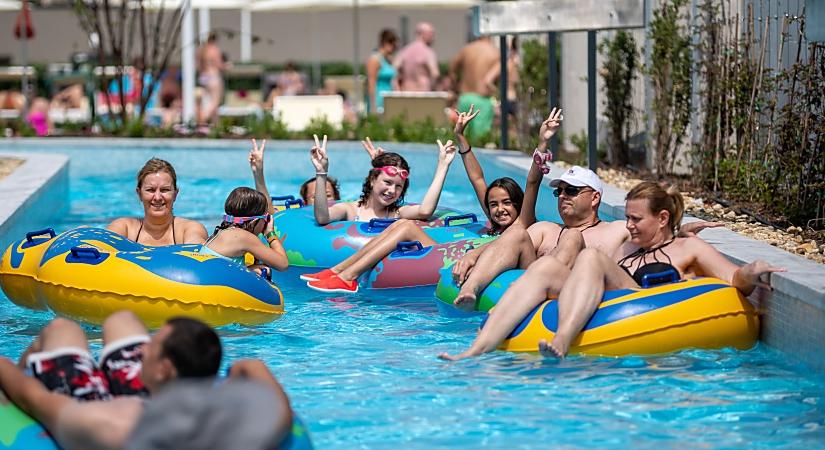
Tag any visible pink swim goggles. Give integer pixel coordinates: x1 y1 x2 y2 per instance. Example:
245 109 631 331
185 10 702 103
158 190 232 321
373 165 409 180
223 214 271 224
532 149 553 174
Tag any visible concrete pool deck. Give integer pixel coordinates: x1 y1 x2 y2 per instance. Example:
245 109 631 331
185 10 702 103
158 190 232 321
1 138 824 371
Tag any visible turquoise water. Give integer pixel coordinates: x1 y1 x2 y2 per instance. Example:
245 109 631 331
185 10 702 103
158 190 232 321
1 141 824 448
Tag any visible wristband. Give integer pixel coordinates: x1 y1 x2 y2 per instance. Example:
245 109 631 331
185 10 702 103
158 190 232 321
265 230 278 242
315 172 327 176
459 146 472 155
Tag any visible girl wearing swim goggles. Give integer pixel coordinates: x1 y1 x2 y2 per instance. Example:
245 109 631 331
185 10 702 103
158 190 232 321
198 183 288 274
303 134 459 293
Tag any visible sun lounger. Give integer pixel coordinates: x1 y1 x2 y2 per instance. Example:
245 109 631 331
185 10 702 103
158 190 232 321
273 95 344 131
382 91 451 126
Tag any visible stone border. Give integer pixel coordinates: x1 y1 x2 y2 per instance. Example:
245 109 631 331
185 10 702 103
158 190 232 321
494 151 825 372
0 151 69 240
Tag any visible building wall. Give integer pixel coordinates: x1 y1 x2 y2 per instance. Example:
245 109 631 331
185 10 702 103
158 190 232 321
0 7 473 67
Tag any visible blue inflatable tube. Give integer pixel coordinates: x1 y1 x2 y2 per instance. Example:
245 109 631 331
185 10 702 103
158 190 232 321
270 205 487 286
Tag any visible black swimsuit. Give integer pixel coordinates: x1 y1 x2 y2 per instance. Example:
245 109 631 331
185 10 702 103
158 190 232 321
618 239 681 288
134 217 177 244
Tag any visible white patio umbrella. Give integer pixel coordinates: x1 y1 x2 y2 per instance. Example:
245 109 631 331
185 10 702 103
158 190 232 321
0 0 21 10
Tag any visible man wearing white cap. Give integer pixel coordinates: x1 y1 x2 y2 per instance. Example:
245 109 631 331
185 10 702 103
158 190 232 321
440 165 714 361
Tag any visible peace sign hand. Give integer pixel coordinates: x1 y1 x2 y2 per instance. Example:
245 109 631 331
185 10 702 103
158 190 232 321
437 139 457 166
539 107 563 143
361 136 385 160
310 134 329 173
453 104 480 135
249 138 266 175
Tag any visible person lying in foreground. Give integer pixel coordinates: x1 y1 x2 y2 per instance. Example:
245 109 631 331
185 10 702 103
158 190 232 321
0 311 293 450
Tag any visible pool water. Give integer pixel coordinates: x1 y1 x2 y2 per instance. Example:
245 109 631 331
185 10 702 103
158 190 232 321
1 141 824 448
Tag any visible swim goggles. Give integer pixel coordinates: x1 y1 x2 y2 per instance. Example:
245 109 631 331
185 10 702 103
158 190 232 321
532 148 553 175
223 214 271 224
373 165 409 180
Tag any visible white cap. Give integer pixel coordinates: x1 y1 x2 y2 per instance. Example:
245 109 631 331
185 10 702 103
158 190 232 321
549 166 603 196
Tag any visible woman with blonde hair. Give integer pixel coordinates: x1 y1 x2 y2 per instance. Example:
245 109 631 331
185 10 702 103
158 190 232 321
538 181 785 357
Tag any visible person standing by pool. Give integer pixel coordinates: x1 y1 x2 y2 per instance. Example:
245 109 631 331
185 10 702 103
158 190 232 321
366 29 399 114
394 22 439 91
0 311 294 450
449 35 500 142
106 158 208 246
197 32 227 127
301 134 457 293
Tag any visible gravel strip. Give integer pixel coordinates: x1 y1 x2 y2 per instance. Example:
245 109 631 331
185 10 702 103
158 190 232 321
592 165 825 265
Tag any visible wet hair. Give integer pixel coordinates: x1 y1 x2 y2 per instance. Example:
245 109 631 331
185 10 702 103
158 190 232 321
299 176 341 204
484 177 524 235
358 152 410 212
208 187 269 239
379 29 398 47
161 317 222 378
137 158 178 191
625 181 685 234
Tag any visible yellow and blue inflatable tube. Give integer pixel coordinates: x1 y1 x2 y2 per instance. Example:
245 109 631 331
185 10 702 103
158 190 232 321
437 269 759 356
0 227 284 328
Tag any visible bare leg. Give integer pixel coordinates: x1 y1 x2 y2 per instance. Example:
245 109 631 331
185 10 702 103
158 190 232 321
337 219 436 281
439 254 571 360
548 229 585 268
102 310 148 345
454 225 538 311
19 318 88 367
540 248 637 357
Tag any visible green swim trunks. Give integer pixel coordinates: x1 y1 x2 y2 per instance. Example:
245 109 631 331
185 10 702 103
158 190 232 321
457 93 494 142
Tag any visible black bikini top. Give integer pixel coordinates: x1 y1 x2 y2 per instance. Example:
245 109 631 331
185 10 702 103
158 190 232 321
135 217 177 245
618 239 680 288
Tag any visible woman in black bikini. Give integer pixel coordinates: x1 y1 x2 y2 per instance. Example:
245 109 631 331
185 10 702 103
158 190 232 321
539 181 785 357
106 158 207 246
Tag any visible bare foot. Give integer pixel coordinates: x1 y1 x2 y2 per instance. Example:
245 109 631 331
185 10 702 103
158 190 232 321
453 289 478 311
538 339 565 358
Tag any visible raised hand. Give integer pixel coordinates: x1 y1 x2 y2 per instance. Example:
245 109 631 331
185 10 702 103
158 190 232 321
437 139 457 165
539 107 563 143
453 104 480 136
249 138 266 174
310 134 329 173
361 137 385 160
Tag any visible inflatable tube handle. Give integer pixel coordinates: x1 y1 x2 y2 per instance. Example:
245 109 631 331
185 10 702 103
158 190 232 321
259 267 273 281
271 195 296 202
26 228 56 242
67 246 109 265
639 269 681 288
285 199 305 209
368 218 397 229
395 240 424 253
71 246 100 259
444 213 478 227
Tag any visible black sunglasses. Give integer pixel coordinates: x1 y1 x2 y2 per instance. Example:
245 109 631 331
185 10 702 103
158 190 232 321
553 185 591 197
